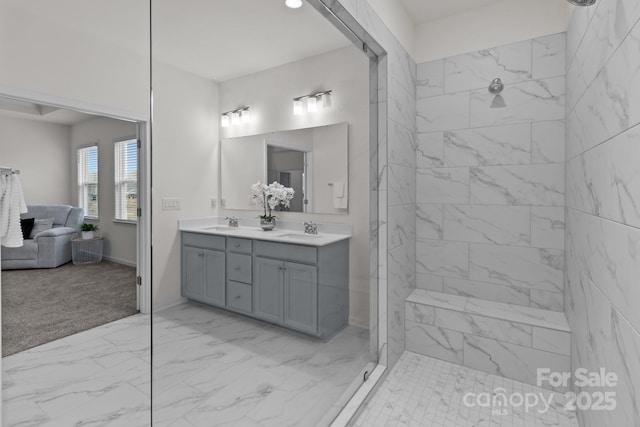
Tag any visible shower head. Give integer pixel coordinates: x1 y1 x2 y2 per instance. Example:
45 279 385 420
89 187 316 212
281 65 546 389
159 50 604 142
567 0 596 6
488 78 503 94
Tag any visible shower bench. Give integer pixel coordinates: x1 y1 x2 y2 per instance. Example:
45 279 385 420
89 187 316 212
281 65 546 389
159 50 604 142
405 288 571 391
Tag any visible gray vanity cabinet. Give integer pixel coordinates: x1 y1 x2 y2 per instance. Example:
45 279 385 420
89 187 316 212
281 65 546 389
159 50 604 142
181 231 348 339
283 262 318 335
182 233 226 307
202 250 226 306
183 246 205 297
253 257 285 324
253 257 318 334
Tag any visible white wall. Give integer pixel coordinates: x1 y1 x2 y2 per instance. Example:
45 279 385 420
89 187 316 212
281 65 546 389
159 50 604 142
70 116 138 266
219 45 370 327
365 0 572 63
152 61 219 309
0 0 149 117
311 123 349 213
365 0 415 56
0 116 71 205
413 0 571 63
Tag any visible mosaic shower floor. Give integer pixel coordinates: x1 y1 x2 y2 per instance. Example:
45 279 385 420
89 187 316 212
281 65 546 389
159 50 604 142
354 351 579 427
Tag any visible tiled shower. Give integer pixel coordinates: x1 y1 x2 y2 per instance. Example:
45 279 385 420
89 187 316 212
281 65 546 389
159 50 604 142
408 32 570 388
396 0 640 425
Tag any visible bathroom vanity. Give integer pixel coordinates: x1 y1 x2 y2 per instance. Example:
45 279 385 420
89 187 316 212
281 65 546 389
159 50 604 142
180 224 350 339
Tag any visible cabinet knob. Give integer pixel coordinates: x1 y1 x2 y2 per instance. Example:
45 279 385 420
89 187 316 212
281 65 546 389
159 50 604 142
234 243 240 248
235 266 241 271
235 295 241 300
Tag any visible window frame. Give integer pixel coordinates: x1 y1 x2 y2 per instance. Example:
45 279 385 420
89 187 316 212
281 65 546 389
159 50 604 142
114 137 138 224
77 143 99 220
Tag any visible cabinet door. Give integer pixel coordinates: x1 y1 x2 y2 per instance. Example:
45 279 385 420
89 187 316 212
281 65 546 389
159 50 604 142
283 262 318 335
253 257 284 324
203 249 226 307
183 246 204 298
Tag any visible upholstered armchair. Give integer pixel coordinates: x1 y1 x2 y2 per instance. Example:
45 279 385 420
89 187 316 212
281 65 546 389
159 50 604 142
1 205 84 270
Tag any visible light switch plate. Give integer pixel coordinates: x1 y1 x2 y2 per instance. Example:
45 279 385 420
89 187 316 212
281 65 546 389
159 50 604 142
162 198 181 210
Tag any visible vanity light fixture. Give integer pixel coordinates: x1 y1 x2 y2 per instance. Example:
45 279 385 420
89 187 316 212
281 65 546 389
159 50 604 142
241 108 251 123
221 107 251 127
307 95 318 112
292 90 331 115
285 0 303 8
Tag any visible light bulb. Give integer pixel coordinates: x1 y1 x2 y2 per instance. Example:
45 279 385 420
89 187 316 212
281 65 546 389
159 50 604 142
285 0 302 8
293 99 303 115
221 114 230 128
307 96 317 113
321 92 331 108
231 112 240 125
241 109 251 123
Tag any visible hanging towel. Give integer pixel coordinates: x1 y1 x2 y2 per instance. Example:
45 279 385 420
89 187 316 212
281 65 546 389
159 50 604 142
0 174 28 248
332 181 348 209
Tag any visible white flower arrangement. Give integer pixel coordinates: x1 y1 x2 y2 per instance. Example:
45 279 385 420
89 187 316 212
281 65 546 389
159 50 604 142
251 181 295 220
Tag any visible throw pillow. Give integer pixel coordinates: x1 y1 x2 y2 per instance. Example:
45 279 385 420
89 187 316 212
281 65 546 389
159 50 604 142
30 218 54 238
20 218 35 240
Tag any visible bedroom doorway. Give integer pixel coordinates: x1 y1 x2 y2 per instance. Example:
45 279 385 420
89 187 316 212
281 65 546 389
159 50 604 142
0 91 151 357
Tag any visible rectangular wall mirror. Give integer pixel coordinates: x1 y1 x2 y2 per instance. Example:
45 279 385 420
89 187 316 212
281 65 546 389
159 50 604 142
221 122 348 214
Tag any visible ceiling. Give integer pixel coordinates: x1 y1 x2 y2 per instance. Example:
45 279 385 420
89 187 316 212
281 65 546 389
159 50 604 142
398 0 503 25
0 98 95 126
151 0 352 81
4 0 517 85
1 0 353 124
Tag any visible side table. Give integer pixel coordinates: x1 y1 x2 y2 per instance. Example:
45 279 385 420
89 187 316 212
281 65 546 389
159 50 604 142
71 237 104 264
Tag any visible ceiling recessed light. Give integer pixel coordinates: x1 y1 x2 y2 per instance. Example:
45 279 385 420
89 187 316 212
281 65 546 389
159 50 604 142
285 0 302 9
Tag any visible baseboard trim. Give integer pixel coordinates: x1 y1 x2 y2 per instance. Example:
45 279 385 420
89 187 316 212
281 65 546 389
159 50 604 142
102 256 136 268
153 298 188 313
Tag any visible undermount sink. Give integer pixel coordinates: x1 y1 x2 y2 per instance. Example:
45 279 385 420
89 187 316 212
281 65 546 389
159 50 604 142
203 226 239 231
278 233 323 240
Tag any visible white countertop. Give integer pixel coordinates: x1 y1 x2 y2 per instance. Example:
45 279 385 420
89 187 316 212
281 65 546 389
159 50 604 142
178 218 351 247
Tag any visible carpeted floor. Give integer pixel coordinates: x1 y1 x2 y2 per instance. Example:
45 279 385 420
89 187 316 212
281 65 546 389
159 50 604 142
2 261 138 356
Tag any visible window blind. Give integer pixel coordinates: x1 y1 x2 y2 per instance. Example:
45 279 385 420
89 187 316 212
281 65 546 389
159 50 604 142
114 139 138 222
77 145 99 218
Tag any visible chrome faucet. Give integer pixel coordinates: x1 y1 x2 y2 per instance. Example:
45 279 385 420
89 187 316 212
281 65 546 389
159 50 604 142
303 221 318 235
225 216 239 228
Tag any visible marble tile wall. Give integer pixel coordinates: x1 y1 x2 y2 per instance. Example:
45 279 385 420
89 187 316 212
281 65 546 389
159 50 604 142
565 1 640 426
404 289 571 391
415 34 567 312
336 0 417 370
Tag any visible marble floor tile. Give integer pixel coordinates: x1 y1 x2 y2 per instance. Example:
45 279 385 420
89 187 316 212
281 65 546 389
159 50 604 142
3 313 151 426
4 303 369 427
354 351 579 427
154 302 370 427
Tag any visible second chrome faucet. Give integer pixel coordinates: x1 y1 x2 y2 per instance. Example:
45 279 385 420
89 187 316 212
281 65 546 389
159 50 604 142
225 216 239 228
303 221 318 235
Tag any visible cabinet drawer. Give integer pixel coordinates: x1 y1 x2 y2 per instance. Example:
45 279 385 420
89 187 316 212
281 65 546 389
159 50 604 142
227 281 252 313
182 232 225 251
227 237 252 254
227 253 252 284
254 241 317 265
